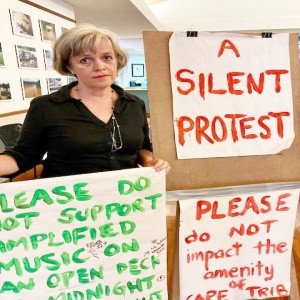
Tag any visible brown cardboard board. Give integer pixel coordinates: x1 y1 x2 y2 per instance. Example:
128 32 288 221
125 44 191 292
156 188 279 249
143 32 300 192
144 31 300 300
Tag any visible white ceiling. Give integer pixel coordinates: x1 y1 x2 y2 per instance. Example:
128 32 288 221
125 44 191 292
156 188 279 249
62 0 300 44
62 0 157 39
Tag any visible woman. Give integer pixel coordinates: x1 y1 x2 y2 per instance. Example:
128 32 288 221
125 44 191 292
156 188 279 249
0 23 170 178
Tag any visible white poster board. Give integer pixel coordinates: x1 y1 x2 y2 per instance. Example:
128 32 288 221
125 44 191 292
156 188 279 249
0 167 168 299
178 183 299 299
169 32 294 159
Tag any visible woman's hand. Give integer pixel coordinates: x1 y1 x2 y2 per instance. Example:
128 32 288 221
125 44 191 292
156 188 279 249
138 150 171 174
144 159 171 174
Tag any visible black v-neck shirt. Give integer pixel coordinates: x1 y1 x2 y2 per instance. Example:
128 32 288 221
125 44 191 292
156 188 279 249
4 82 152 178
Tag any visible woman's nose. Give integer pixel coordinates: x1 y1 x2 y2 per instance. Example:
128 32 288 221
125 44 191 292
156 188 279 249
93 58 105 70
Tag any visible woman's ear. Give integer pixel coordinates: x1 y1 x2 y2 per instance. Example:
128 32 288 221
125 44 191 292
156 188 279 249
66 64 74 75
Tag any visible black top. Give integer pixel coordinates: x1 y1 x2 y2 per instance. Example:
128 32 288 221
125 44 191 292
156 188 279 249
4 82 152 178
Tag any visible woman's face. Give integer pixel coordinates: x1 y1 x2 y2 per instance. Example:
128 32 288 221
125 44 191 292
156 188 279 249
68 39 118 90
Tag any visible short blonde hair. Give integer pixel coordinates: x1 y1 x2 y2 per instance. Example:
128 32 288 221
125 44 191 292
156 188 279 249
52 23 128 75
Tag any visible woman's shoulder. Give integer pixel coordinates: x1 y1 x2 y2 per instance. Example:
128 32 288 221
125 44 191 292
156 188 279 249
30 83 73 105
112 84 141 101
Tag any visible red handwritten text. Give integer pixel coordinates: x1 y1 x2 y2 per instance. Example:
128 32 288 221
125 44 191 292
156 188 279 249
185 241 242 270
185 289 228 300
177 112 290 146
175 69 288 100
253 239 287 255
195 193 290 221
246 284 288 297
204 260 274 281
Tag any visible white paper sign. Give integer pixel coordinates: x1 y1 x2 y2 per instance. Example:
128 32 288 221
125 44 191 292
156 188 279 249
0 167 168 300
169 32 294 159
179 186 299 299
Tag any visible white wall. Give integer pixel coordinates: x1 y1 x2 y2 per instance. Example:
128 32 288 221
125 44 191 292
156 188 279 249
117 53 147 88
118 38 147 87
0 0 75 125
29 0 74 18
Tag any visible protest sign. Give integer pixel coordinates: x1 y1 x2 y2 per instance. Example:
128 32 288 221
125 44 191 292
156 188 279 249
178 183 300 299
0 167 168 300
169 32 294 159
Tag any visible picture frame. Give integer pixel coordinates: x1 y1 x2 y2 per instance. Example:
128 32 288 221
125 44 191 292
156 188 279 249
9 10 34 38
0 78 11 100
61 27 68 33
67 76 77 84
0 43 5 67
21 77 42 99
16 45 38 69
43 49 53 70
39 20 56 42
131 63 144 77
46 77 62 94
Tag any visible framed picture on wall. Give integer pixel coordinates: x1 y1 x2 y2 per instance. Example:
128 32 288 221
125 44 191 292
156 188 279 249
0 78 11 100
46 77 62 94
21 77 42 99
67 76 77 84
131 64 144 77
0 43 5 67
39 20 56 42
16 45 38 69
9 10 34 38
43 49 53 70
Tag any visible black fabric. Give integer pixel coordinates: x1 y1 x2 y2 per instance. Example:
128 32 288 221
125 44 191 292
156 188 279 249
0 139 5 153
0 123 23 180
3 82 152 178
0 123 22 149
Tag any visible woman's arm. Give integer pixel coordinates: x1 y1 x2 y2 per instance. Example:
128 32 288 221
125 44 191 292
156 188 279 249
0 154 19 176
138 149 154 166
138 149 171 174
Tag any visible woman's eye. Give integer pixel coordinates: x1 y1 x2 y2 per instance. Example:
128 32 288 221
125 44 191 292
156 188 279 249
104 55 112 60
80 57 90 63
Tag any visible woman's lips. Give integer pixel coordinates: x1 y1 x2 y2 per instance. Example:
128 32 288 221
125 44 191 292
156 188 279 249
94 74 107 78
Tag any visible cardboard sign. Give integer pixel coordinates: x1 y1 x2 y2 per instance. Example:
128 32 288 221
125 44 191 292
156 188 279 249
169 32 294 159
0 167 168 300
178 184 299 299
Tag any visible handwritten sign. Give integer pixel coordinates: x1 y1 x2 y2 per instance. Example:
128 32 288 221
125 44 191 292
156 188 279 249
178 185 299 299
0 167 168 300
169 32 294 159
